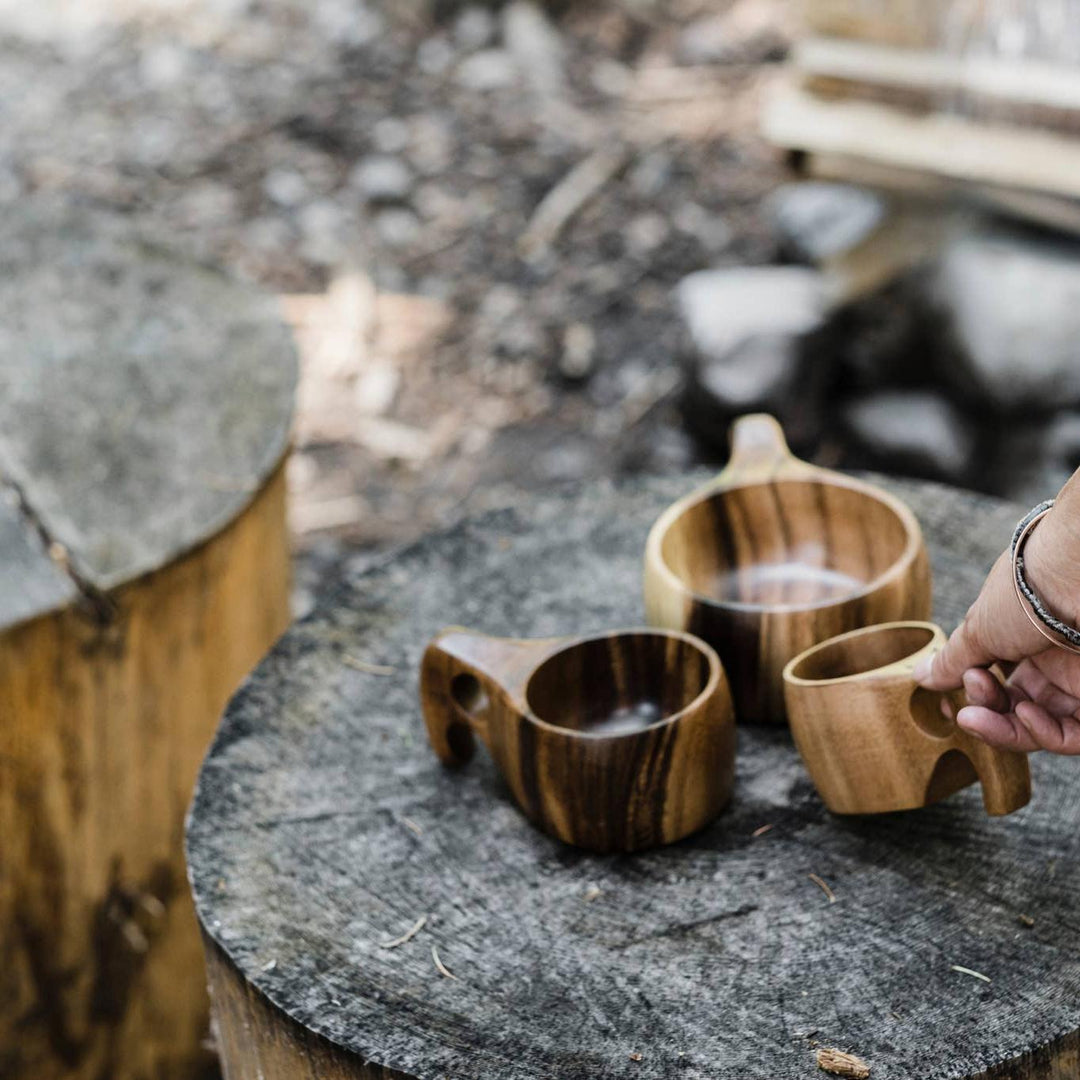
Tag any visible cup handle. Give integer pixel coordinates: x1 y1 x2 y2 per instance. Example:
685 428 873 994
717 413 810 486
942 681 1031 816
419 629 553 767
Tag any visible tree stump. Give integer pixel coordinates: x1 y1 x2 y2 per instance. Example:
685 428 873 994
1 197 296 1080
189 474 1080 1080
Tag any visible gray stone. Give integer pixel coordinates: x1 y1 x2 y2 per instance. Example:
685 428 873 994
453 5 496 51
676 266 828 361
262 167 310 208
502 1 565 98
374 208 422 248
0 194 296 593
692 333 803 411
766 181 887 264
350 155 414 204
558 322 596 381
188 472 1080 1080
456 48 520 92
842 390 977 483
935 227 1080 409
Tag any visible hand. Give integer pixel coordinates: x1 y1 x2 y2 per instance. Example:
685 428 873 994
914 490 1080 754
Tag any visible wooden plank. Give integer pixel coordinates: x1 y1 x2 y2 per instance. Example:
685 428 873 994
795 36 1080 114
799 0 937 47
189 471 1080 1079
763 79 1080 201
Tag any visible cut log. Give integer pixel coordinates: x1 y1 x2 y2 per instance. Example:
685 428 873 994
190 473 1080 1080
0 195 296 1080
764 79 1080 202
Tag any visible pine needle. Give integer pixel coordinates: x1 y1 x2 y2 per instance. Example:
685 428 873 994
432 944 457 979
343 655 396 675
951 964 991 983
809 873 837 903
752 823 774 837
380 914 427 949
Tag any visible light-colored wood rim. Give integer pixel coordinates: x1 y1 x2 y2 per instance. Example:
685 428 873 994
644 413 926 615
783 619 941 686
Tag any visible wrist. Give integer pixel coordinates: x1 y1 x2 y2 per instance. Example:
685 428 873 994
1023 509 1080 626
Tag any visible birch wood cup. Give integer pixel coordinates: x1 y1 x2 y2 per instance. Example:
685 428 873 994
784 621 1032 815
420 628 735 852
644 413 931 724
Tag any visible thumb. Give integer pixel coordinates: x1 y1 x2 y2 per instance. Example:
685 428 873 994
914 617 995 691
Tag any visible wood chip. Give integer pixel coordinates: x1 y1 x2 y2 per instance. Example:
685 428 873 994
1018 913 1035 927
380 914 428 949
262 958 277 972
951 964 991 983
752 823 774 837
808 873 837 903
584 885 602 902
432 944 457 979
816 1047 870 1078
628 1052 643 1062
343 655 397 676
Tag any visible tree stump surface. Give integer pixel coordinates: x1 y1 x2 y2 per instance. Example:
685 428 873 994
0 194 296 601
1 195 296 1080
189 474 1080 1080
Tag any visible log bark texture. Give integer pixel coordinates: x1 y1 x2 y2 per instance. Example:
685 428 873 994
190 474 1080 1080
0 196 296 1080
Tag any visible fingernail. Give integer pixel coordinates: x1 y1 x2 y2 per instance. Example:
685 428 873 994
912 653 935 682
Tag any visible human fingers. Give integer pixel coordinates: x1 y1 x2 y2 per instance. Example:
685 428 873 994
956 705 1039 751
1015 699 1080 755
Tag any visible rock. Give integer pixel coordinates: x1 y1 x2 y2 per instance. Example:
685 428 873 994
672 202 732 253
676 266 828 360
502 1 565 98
298 199 351 265
842 390 977 483
417 36 455 76
453 5 496 51
558 322 596 381
456 48 520 92
262 167 310 208
374 208 422 248
372 117 410 155
350 155 413 204
628 150 673 199
766 182 887 264
625 213 670 257
935 227 1080 410
677 268 830 454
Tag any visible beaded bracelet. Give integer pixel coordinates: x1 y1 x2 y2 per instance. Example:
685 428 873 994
1011 499 1080 655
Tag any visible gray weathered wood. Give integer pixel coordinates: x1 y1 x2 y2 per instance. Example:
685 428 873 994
188 473 1080 1080
0 194 296 616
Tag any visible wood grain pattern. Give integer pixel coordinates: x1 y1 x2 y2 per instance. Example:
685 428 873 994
1 462 291 1080
420 628 735 852
189 473 1080 1080
644 414 931 724
784 621 1031 815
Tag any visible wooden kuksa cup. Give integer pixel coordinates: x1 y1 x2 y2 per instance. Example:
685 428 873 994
644 413 931 724
420 628 735 852
784 621 1032 815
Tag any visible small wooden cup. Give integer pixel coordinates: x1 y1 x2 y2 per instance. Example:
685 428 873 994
644 413 931 724
420 628 735 852
783 621 1032 815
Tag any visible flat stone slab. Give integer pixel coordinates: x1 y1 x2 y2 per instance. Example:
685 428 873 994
0 195 296 619
188 473 1080 1080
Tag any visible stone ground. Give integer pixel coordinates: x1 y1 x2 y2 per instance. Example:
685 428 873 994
0 0 797 607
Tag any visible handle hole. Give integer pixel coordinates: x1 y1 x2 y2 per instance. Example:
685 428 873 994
909 687 956 738
451 673 490 719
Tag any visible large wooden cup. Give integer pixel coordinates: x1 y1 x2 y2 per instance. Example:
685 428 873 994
644 413 931 724
784 621 1031 815
420 628 735 852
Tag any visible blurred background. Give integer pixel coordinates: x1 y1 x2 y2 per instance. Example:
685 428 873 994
4 0 1079 604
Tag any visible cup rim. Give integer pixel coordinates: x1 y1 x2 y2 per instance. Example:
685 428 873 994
654 474 924 615
782 621 940 687
522 627 723 738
